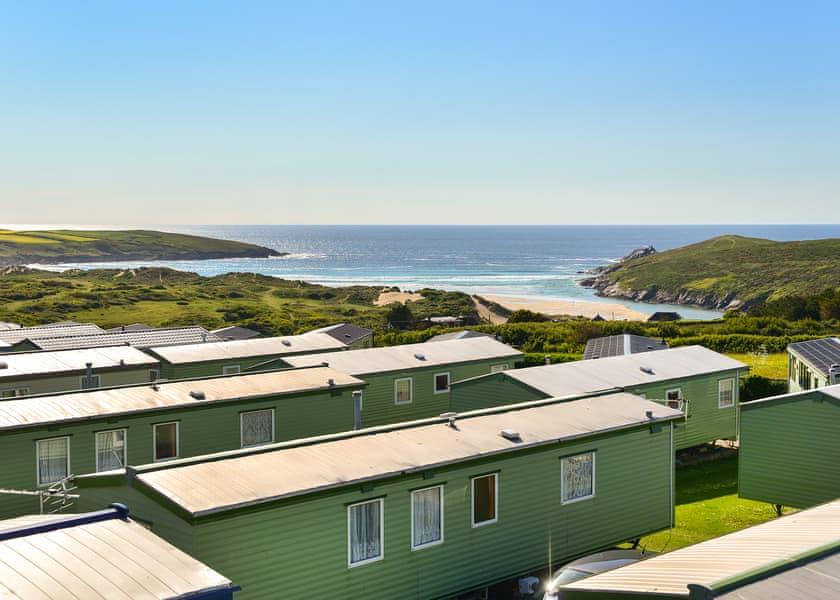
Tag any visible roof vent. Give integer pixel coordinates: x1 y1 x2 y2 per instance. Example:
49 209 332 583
0 361 7 369
119 359 126 367
640 366 654 375
189 390 205 400
440 411 457 428
646 410 654 419
151 383 159 391
500 429 521 442
328 378 335 387
414 353 426 361
281 339 292 346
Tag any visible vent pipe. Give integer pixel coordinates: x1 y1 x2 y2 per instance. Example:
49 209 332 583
353 390 363 430
545 355 551 365
85 362 93 388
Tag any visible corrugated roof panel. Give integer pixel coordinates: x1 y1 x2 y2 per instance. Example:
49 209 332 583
283 337 523 375
564 500 840 597
27 327 222 352
135 393 681 516
0 347 159 379
0 367 365 429
0 324 105 343
507 346 746 397
149 332 347 364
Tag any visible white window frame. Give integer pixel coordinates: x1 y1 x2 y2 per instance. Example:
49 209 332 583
222 365 241 376
240 408 275 448
718 378 735 408
79 374 101 389
433 372 450 394
1 386 30 399
490 364 509 373
153 422 179 462
347 498 384 567
665 388 683 411
95 429 127 472
561 452 595 505
36 437 70 487
411 485 444 550
394 377 413 405
471 473 498 527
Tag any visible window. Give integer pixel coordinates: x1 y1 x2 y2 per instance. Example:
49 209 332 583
36 437 69 486
154 422 179 461
434 373 450 394
348 498 383 566
718 378 735 408
471 474 498 526
411 486 443 549
149 369 160 382
394 377 412 404
1 387 29 399
241 409 274 448
490 364 509 373
561 452 595 504
96 429 126 472
80 374 101 389
665 388 683 410
222 365 241 376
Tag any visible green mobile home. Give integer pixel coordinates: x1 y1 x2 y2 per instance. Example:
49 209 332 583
739 384 840 509
556 499 840 600
147 333 348 380
282 336 523 427
0 346 160 398
451 346 747 450
0 367 364 518
75 393 681 599
786 337 840 393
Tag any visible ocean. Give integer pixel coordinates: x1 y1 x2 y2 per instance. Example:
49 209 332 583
27 224 840 321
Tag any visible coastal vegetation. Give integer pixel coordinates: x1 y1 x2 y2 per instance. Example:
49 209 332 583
580 235 840 312
0 229 283 266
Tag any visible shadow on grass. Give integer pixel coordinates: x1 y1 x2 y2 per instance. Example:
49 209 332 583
675 455 738 504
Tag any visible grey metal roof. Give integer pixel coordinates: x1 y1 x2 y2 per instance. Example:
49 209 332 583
0 367 365 430
428 330 493 342
149 333 347 364
0 323 105 343
283 337 523 375
211 325 262 341
306 323 374 344
0 508 234 599
562 499 840 598
583 334 668 360
503 346 746 397
788 337 840 378
106 323 155 332
0 346 159 380
29 326 222 351
132 393 681 516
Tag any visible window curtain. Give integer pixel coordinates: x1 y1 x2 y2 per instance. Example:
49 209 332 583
96 430 125 471
413 488 441 546
38 439 68 485
242 410 273 446
563 453 593 502
349 501 381 563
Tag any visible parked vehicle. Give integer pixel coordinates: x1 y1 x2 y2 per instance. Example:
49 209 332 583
543 548 657 600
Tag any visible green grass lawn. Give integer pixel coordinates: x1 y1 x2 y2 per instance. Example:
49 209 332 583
726 352 788 379
636 454 793 553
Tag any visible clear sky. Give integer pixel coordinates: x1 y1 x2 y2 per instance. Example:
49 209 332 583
1 1 838 225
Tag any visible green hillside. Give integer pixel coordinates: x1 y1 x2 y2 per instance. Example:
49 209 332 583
582 235 840 310
0 229 283 265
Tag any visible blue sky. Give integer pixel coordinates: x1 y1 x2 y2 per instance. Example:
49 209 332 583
1 1 838 225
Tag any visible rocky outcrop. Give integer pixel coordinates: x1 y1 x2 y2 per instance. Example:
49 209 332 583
578 246 744 311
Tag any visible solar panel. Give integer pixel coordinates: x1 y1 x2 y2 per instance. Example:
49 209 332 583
789 338 840 376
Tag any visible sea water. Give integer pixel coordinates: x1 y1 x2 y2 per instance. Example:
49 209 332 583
27 224 840 321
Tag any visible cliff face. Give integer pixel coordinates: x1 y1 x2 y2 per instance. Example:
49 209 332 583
578 246 744 311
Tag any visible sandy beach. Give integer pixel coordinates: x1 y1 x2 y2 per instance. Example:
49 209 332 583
375 289 649 321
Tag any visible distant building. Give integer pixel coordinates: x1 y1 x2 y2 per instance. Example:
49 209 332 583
427 315 463 326
584 334 668 360
306 323 374 349
0 505 238 599
211 325 262 341
786 337 840 392
556 499 840 600
647 312 682 322
0 324 222 353
428 329 494 342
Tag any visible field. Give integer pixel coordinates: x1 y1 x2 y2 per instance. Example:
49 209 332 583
724 352 787 379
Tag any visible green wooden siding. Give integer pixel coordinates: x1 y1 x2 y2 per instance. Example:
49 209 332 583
739 392 840 508
0 367 157 398
158 349 345 380
450 374 545 413
0 387 358 519
75 424 674 600
358 359 518 428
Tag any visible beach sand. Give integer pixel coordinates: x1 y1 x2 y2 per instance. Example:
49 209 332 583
374 290 424 306
480 294 649 321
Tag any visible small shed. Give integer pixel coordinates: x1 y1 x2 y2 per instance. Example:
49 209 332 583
0 505 238 599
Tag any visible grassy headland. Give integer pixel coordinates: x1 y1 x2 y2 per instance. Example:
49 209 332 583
0 229 283 266
580 235 840 311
